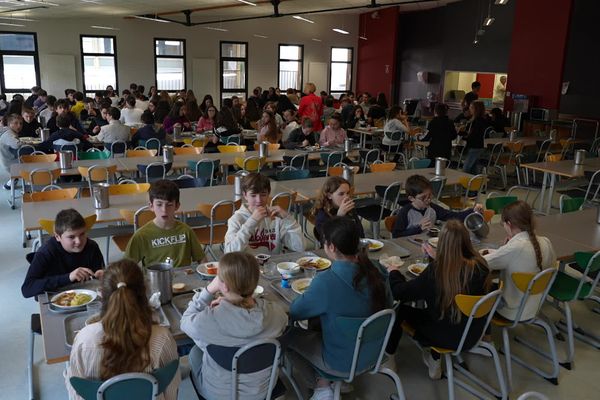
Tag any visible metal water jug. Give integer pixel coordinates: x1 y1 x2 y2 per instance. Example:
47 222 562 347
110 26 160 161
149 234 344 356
173 125 182 141
146 260 174 304
59 150 73 170
234 170 250 201
41 128 50 142
92 183 110 209
162 145 174 163
434 157 448 176
259 141 270 158
509 130 517 142
464 212 489 238
342 165 354 186
575 149 586 165
344 138 353 152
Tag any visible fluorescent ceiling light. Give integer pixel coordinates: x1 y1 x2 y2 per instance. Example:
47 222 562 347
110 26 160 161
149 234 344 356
164 40 181 46
311 38 322 42
204 26 228 32
23 0 59 5
91 25 119 30
253 34 268 39
292 15 314 24
483 17 495 26
332 28 349 35
237 0 256 5
132 15 171 23
494 0 509 4
0 16 36 21
0 22 25 26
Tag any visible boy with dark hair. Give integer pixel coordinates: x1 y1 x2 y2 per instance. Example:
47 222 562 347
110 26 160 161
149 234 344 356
284 117 315 149
88 103 109 135
70 91 85 119
24 85 41 108
21 208 104 298
38 114 91 152
462 81 481 110
392 174 483 237
65 89 76 107
224 173 304 254
96 106 129 144
131 110 165 147
33 89 48 111
20 107 41 137
38 95 56 126
125 179 207 268
46 98 85 134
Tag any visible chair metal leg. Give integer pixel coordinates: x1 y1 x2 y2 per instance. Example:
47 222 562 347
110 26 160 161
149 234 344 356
378 367 407 400
445 354 455 400
555 302 575 370
512 319 560 385
29 330 35 400
279 358 304 400
502 327 513 390
332 381 342 400
105 236 110 264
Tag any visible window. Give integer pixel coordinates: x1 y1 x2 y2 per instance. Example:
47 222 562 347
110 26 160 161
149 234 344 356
154 38 186 92
329 47 353 98
80 35 118 97
278 44 303 91
220 41 248 103
0 32 40 100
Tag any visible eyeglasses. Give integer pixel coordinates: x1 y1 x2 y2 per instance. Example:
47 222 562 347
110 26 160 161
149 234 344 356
415 194 432 202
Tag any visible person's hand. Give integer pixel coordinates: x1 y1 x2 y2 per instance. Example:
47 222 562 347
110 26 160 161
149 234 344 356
422 243 436 259
269 205 288 219
92 126 100 134
94 269 104 280
323 141 330 147
210 297 223 308
337 197 355 216
206 275 222 295
473 203 484 213
420 218 433 232
251 206 269 222
211 135 219 144
69 267 95 282
174 123 182 128
301 139 309 147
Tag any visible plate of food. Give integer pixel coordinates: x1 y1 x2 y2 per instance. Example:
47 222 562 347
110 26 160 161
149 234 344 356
361 238 384 252
291 278 312 295
379 255 405 269
427 237 439 248
196 262 218 278
407 263 428 277
50 289 97 310
296 256 331 271
478 248 496 256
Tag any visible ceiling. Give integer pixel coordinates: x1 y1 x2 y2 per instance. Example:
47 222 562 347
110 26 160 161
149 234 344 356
0 0 461 24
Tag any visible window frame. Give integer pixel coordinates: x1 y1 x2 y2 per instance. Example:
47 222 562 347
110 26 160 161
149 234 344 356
0 31 41 95
329 46 354 97
277 43 304 92
153 37 187 92
80 34 118 96
219 40 248 105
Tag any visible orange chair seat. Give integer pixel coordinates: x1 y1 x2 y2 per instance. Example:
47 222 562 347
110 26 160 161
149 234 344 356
491 315 512 327
112 235 132 252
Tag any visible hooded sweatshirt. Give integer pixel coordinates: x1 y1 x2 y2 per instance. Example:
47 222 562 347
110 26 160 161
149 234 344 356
224 204 304 255
180 288 288 400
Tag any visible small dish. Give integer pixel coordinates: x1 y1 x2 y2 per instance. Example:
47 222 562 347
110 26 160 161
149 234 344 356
255 254 271 266
291 278 312 295
408 263 427 276
172 283 186 293
379 255 405 269
427 237 439 248
277 262 301 276
428 227 440 237
361 238 384 252
296 256 332 270
197 262 218 278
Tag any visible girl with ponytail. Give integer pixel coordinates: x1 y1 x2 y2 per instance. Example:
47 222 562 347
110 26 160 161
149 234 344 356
286 216 391 399
180 252 288 400
483 200 557 321
66 260 180 400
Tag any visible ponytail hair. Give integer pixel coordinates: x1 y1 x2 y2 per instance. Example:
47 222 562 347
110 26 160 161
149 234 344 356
218 252 260 310
501 200 543 269
100 259 153 380
322 217 387 312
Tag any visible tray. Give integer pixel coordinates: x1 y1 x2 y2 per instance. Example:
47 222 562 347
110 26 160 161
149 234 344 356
378 240 411 258
171 293 194 318
268 278 307 304
64 311 89 348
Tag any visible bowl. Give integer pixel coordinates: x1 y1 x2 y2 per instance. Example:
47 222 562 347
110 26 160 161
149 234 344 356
427 227 440 237
277 262 301 276
255 254 271 266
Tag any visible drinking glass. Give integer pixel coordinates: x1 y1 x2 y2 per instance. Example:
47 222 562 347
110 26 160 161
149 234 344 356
86 300 102 317
304 266 317 280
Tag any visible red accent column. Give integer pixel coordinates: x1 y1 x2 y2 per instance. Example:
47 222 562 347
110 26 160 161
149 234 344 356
506 0 573 109
356 6 399 100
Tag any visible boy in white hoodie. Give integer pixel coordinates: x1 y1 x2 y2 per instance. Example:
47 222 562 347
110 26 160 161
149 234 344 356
224 172 304 254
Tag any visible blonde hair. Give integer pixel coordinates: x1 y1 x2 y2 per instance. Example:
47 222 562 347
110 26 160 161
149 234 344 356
304 83 316 94
311 176 351 218
218 252 259 309
435 220 490 324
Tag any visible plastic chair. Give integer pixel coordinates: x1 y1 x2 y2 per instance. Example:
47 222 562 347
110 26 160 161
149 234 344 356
408 157 431 169
112 206 155 252
78 164 117 192
188 159 220 187
382 131 404 162
217 145 246 153
545 153 562 162
320 151 344 175
327 164 358 177
582 170 600 204
289 309 406 400
126 149 157 158
69 359 179 400
492 268 559 388
174 174 204 189
484 142 508 189
516 391 550 400
17 145 36 161
20 154 57 163
384 215 397 234
359 148 381 173
547 251 600 369
55 143 79 156
403 289 506 400
485 194 518 215
39 214 97 236
275 168 310 181
225 134 241 144
108 182 150 195
174 146 203 155
24 187 78 202
190 339 287 400
191 138 206 148
270 192 297 214
234 156 264 173
20 168 61 192
284 153 308 170
440 174 487 210
370 161 396 173
194 200 239 260
137 162 171 183
430 175 447 201
78 150 110 160
558 195 584 214
109 141 127 158
144 138 162 155
356 181 402 239
253 143 280 152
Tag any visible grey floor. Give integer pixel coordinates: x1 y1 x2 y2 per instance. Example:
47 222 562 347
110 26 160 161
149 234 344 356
1 170 600 400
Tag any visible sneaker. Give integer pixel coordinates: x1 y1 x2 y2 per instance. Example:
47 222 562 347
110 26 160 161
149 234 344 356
310 387 334 400
422 350 442 380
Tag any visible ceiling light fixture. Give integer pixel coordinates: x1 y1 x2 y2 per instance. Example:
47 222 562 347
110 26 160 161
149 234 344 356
483 0 495 26
494 0 509 4
0 16 36 21
205 26 228 32
22 0 59 5
132 15 171 23
292 15 314 23
253 34 268 39
332 28 349 35
91 25 119 30
311 38 322 42
0 22 25 26
236 0 257 6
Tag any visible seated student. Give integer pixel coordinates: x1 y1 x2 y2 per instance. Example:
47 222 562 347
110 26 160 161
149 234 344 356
181 252 287 400
47 99 85 134
319 113 347 147
381 106 409 161
20 107 41 137
286 217 391 399
0 94 8 116
33 89 48 112
311 176 364 243
65 88 77 107
21 209 104 298
196 105 218 132
392 175 482 238
484 201 556 321
79 97 99 125
0 114 23 188
65 259 180 400
366 97 386 125
345 105 367 130
125 179 207 268
283 117 316 149
224 173 304 254
384 220 491 379
488 107 510 137
281 108 299 143
38 95 56 126
120 96 144 126
70 91 85 119
256 110 282 144
131 110 166 148
38 114 92 153
321 96 336 126
96 107 130 145
88 102 110 135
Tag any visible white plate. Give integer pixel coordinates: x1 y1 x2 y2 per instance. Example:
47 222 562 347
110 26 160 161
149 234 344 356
296 256 332 271
362 238 384 252
50 289 97 309
253 285 264 297
291 278 312 295
428 237 439 248
407 263 427 276
196 262 218 278
379 255 405 269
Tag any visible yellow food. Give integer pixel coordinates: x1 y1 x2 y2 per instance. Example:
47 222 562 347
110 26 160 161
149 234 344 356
54 292 92 307
368 242 381 249
298 258 329 270
295 282 310 293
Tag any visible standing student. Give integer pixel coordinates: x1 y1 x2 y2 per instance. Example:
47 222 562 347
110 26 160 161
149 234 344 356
286 217 391 399
420 103 457 163
298 82 323 132
65 259 180 400
311 176 364 243
484 201 557 321
224 173 304 255
461 81 481 110
180 252 287 400
0 114 23 188
460 101 489 174
318 114 347 147
384 220 491 379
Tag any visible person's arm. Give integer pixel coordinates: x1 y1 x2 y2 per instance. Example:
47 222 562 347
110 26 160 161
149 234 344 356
157 332 180 400
4 131 20 149
391 207 421 238
313 209 329 242
65 329 92 400
483 241 515 271
448 120 458 141
297 97 306 117
388 266 432 302
180 288 214 343
289 274 328 321
223 212 259 252
318 128 329 145
431 202 472 222
21 251 71 298
71 117 85 134
279 215 305 252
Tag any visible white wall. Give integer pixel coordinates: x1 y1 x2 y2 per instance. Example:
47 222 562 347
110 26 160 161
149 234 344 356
5 14 358 99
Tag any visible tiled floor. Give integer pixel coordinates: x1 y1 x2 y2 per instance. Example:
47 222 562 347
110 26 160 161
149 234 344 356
1 170 599 399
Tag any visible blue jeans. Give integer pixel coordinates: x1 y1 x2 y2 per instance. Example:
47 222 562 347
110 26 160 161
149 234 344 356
463 148 484 174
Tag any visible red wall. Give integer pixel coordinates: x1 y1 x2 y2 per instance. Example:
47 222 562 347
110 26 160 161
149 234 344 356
356 6 399 101
476 73 495 99
506 0 573 109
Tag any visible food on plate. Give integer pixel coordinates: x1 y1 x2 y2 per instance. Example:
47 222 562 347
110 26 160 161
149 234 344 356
53 292 93 307
379 255 404 269
296 257 331 270
172 283 186 292
205 263 218 275
292 278 312 294
408 263 427 276
428 237 439 247
361 239 384 251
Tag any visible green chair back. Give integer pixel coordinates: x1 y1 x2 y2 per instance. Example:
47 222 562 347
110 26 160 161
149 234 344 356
575 251 600 274
188 159 220 183
560 197 584 214
408 158 431 169
275 169 310 181
485 196 518 214
320 152 343 166
78 151 110 160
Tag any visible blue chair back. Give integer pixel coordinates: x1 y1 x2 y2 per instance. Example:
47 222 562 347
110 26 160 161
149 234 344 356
225 135 241 144
137 162 172 182
17 145 36 160
144 138 162 154
409 158 431 169
188 159 220 186
175 175 204 188
320 152 344 168
109 141 127 158
54 143 78 155
275 169 310 181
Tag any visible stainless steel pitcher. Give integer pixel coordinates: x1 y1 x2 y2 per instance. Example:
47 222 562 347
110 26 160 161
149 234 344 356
259 141 270 158
575 149 586 165
234 170 250 201
162 145 174 163
464 212 489 238
342 165 354 186
344 138 353 152
59 150 73 170
147 261 174 304
434 157 448 176
92 183 110 209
